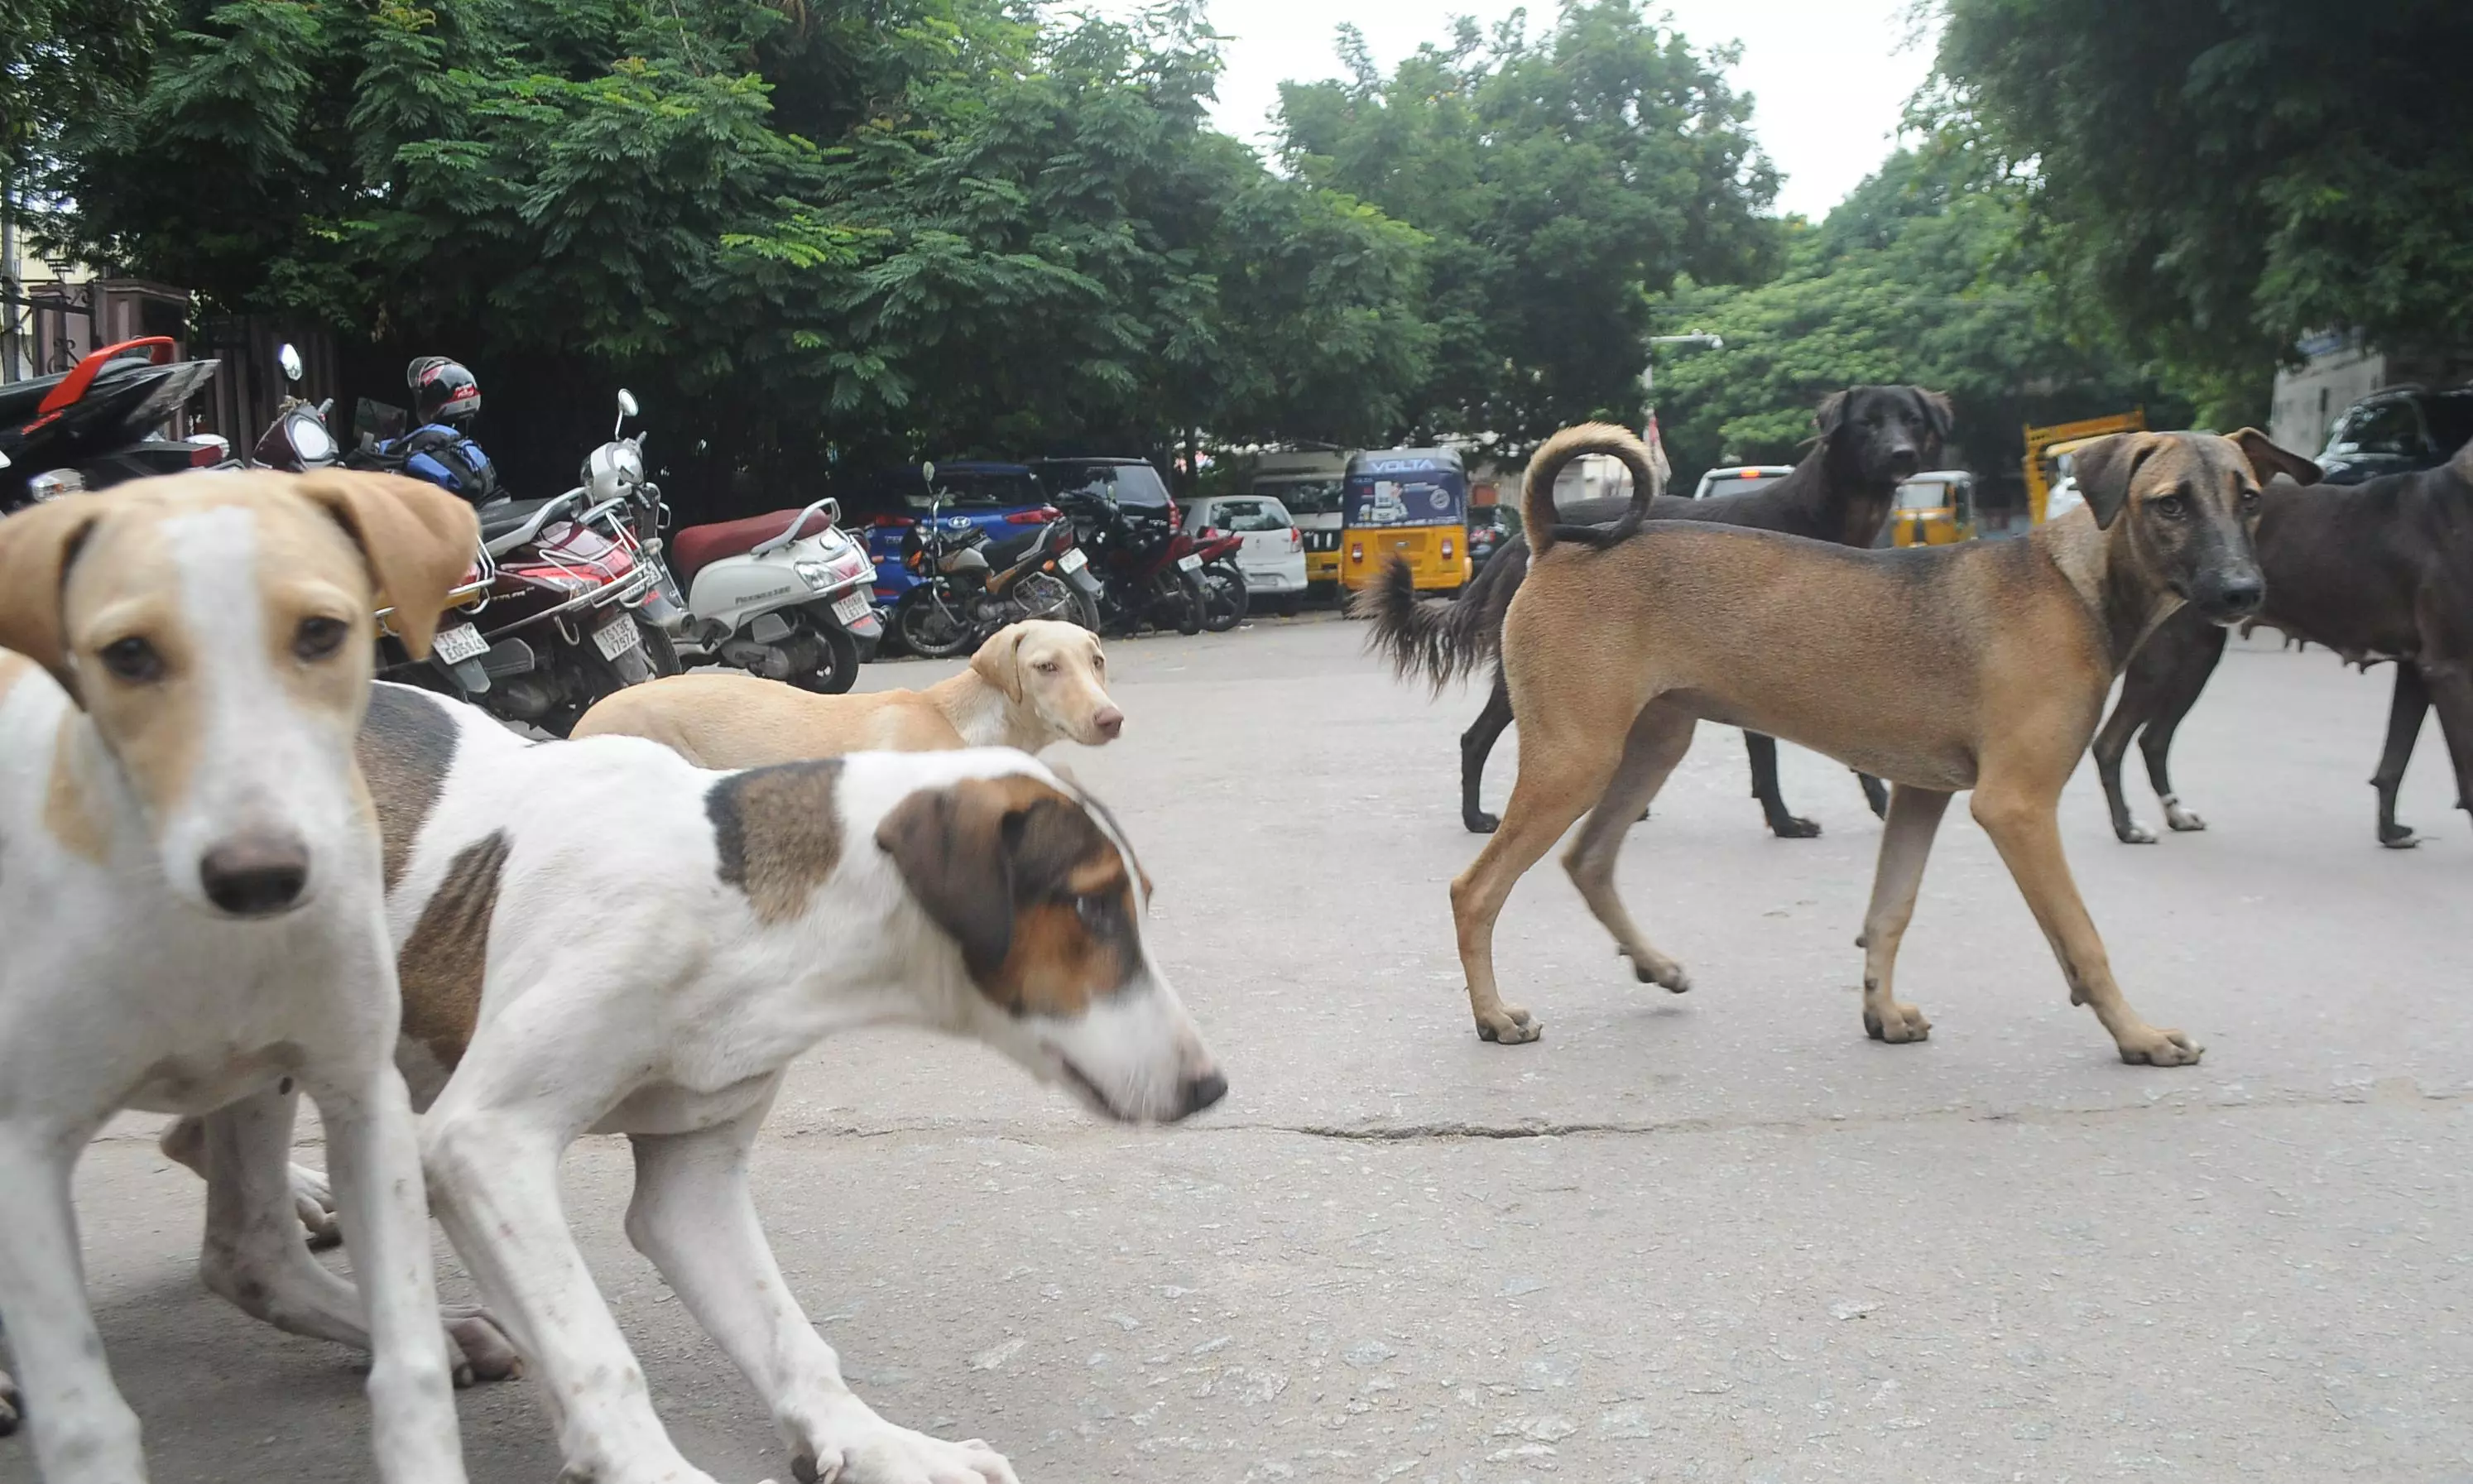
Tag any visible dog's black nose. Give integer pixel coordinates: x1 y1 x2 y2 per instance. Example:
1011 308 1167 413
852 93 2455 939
1886 446 1921 478
2215 579 2264 617
200 836 311 917
1176 1069 1229 1118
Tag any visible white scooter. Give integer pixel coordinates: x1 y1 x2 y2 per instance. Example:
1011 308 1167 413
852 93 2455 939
659 495 883 693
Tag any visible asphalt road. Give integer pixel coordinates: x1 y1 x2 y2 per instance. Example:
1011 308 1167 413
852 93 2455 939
8 615 2470 1484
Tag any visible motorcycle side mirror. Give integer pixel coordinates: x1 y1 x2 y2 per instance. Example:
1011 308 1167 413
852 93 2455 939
277 343 305 383
614 388 638 438
920 460 936 487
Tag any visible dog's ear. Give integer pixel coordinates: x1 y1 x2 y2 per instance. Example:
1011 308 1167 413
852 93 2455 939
970 622 1029 702
293 469 480 660
0 494 105 695
876 777 1025 979
1915 388 1955 445
2225 428 2321 488
1815 389 1851 440
2068 433 2159 530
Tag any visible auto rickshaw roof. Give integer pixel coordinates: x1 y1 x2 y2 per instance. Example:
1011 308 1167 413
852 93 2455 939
1347 448 1466 476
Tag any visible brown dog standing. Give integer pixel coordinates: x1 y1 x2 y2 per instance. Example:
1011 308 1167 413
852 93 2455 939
1371 421 2313 1062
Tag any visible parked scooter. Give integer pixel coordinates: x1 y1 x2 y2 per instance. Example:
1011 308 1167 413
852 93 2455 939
893 463 1102 660
660 495 882 692
349 364 677 734
2 336 228 510
1188 525 1248 633
1055 481 1206 636
250 343 342 471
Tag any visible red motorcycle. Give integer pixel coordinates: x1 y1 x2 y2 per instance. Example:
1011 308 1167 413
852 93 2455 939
1188 526 1248 633
2 337 227 510
1054 484 1206 636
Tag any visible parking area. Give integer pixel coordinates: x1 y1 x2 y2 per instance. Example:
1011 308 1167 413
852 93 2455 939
14 619 2472 1484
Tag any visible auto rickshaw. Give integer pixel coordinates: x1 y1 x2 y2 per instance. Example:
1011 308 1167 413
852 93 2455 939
1339 447 1470 593
1881 469 1979 547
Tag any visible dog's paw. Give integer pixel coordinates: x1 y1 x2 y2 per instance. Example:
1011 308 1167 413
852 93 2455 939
2162 800 2206 833
291 1162 342 1250
2115 819 2158 844
0 1365 21 1437
448 1310 522 1386
790 1405 1018 1484
1474 1003 1541 1045
1861 998 1931 1044
1771 814 1822 839
1466 811 1501 834
2379 822 2419 849
2117 1027 2202 1067
1621 946 1691 994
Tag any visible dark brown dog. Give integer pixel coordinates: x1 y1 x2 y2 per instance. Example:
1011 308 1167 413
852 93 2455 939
1402 386 1948 838
2096 437 2473 847
1373 421 2312 1062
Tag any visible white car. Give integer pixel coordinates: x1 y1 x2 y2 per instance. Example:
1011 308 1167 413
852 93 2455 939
1184 493 1309 616
1691 464 1795 499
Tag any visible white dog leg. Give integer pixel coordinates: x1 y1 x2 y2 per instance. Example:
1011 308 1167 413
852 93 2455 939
315 1065 469 1484
0 1130 147 1481
0 1357 18 1437
423 1106 713 1484
625 1084 1019 1484
195 1086 519 1385
163 1112 340 1249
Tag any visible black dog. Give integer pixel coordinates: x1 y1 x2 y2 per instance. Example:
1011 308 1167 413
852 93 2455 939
2096 435 2472 848
1421 384 1951 834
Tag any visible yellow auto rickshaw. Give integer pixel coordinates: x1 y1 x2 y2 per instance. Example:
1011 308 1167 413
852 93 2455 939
1881 469 1979 547
1339 447 1471 593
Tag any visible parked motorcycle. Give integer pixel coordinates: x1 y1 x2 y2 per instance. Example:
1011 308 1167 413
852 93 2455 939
893 463 1102 660
663 497 882 692
1055 483 1206 637
353 374 676 734
2 336 228 510
250 343 342 472
1188 526 1248 633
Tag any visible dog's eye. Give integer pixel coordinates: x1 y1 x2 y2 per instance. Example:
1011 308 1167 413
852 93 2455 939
2153 492 2188 520
294 615 351 662
98 636 163 684
1074 894 1108 928
2239 487 2261 508
1035 660 1059 673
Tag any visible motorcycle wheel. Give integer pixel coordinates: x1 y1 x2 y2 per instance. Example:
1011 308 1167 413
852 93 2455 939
1066 588 1103 632
1156 567 1204 636
792 617 863 695
638 618 682 678
1199 560 1246 633
894 586 977 660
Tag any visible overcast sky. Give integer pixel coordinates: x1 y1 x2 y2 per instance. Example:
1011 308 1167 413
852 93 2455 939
1194 0 1938 222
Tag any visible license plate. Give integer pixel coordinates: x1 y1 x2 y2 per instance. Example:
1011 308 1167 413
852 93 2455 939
830 590 871 625
432 623 487 665
1175 552 1202 573
593 612 642 660
1059 547 1088 574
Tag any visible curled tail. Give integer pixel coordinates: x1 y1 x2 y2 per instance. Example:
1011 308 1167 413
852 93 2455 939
1521 421 1663 555
1355 555 1499 693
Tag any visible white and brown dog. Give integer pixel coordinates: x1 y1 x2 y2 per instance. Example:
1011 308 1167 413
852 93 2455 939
571 617 1123 766
0 471 478 1483
178 680 1223 1484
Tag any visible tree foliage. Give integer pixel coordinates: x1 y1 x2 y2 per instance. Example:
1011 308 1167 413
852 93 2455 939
35 0 1431 506
1646 138 2187 496
1937 0 2473 391
1275 2 1779 455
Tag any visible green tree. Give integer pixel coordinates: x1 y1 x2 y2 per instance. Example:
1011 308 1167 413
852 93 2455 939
1646 139 2187 499
1937 0 2473 404
36 0 1430 505
1276 2 1779 454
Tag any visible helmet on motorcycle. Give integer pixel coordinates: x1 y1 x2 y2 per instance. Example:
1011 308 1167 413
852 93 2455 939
407 356 482 427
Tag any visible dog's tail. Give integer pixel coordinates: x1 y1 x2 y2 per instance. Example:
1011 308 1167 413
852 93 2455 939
1523 421 1662 556
1355 555 1499 694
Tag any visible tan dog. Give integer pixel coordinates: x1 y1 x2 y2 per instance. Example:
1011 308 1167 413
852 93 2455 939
572 617 1122 766
1368 421 2317 1063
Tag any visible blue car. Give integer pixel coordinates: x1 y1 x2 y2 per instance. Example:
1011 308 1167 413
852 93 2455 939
838 462 1059 607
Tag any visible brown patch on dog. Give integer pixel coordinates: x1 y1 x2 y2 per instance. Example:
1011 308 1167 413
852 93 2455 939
706 760 846 924
358 684 463 890
396 831 511 1070
43 709 108 863
874 774 1142 1018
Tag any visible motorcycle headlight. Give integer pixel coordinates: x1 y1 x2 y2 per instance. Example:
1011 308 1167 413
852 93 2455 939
584 441 646 503
794 560 833 588
287 412 337 465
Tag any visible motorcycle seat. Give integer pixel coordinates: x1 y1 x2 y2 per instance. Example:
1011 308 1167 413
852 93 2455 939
476 497 559 540
670 507 834 584
0 369 73 428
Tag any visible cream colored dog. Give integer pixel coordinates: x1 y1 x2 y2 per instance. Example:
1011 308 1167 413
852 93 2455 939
573 617 1122 766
